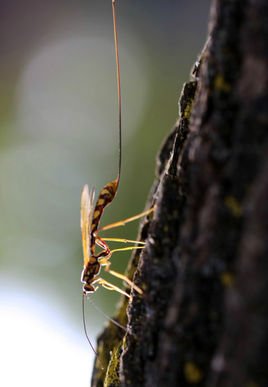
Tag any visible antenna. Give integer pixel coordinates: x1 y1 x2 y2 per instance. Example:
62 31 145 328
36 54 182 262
82 293 98 356
112 0 122 183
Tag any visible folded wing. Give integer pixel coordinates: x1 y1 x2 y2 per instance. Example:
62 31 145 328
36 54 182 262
80 184 95 267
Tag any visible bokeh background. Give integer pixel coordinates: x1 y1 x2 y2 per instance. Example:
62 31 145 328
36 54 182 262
0 0 211 385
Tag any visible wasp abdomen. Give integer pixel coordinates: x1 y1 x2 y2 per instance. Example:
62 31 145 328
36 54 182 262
91 178 119 233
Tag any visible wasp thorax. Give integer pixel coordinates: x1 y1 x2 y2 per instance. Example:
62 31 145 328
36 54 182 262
81 262 100 282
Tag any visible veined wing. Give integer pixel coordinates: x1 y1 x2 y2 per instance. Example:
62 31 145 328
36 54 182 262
80 184 95 267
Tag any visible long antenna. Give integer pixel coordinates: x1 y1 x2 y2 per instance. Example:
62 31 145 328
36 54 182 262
82 293 98 356
112 0 122 184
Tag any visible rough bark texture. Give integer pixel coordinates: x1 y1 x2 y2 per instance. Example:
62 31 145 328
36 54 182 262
91 0 268 386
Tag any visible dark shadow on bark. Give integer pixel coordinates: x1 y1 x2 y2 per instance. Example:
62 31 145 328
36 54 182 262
91 0 268 385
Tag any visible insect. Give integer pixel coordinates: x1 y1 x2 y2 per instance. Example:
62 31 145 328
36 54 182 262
80 0 153 302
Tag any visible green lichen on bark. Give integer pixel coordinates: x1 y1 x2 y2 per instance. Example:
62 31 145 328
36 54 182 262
104 343 122 387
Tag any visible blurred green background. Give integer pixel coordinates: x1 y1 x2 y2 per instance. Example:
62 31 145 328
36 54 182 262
0 0 210 385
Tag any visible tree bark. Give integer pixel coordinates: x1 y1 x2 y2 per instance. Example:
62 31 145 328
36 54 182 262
91 0 268 386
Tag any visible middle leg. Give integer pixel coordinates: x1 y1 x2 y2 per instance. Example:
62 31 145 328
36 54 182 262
98 256 143 295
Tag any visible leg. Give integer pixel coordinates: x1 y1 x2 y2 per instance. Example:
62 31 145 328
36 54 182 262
92 277 131 299
109 268 143 295
101 237 146 245
110 246 145 254
95 236 109 250
98 206 154 232
97 257 143 295
94 236 111 260
97 245 145 265
95 236 145 259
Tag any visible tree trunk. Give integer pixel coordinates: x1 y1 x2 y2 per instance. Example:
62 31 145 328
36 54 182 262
91 0 268 386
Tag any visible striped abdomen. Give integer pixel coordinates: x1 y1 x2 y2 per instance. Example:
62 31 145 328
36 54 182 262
90 178 119 254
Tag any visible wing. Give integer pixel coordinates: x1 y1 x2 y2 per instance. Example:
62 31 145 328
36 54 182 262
80 184 95 267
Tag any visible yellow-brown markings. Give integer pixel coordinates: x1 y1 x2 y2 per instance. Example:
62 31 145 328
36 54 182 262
101 189 110 196
94 210 101 219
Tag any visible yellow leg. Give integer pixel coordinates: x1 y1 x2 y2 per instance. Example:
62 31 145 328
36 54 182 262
92 277 131 299
101 237 146 245
109 269 143 295
98 206 154 232
109 246 144 254
97 256 143 295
